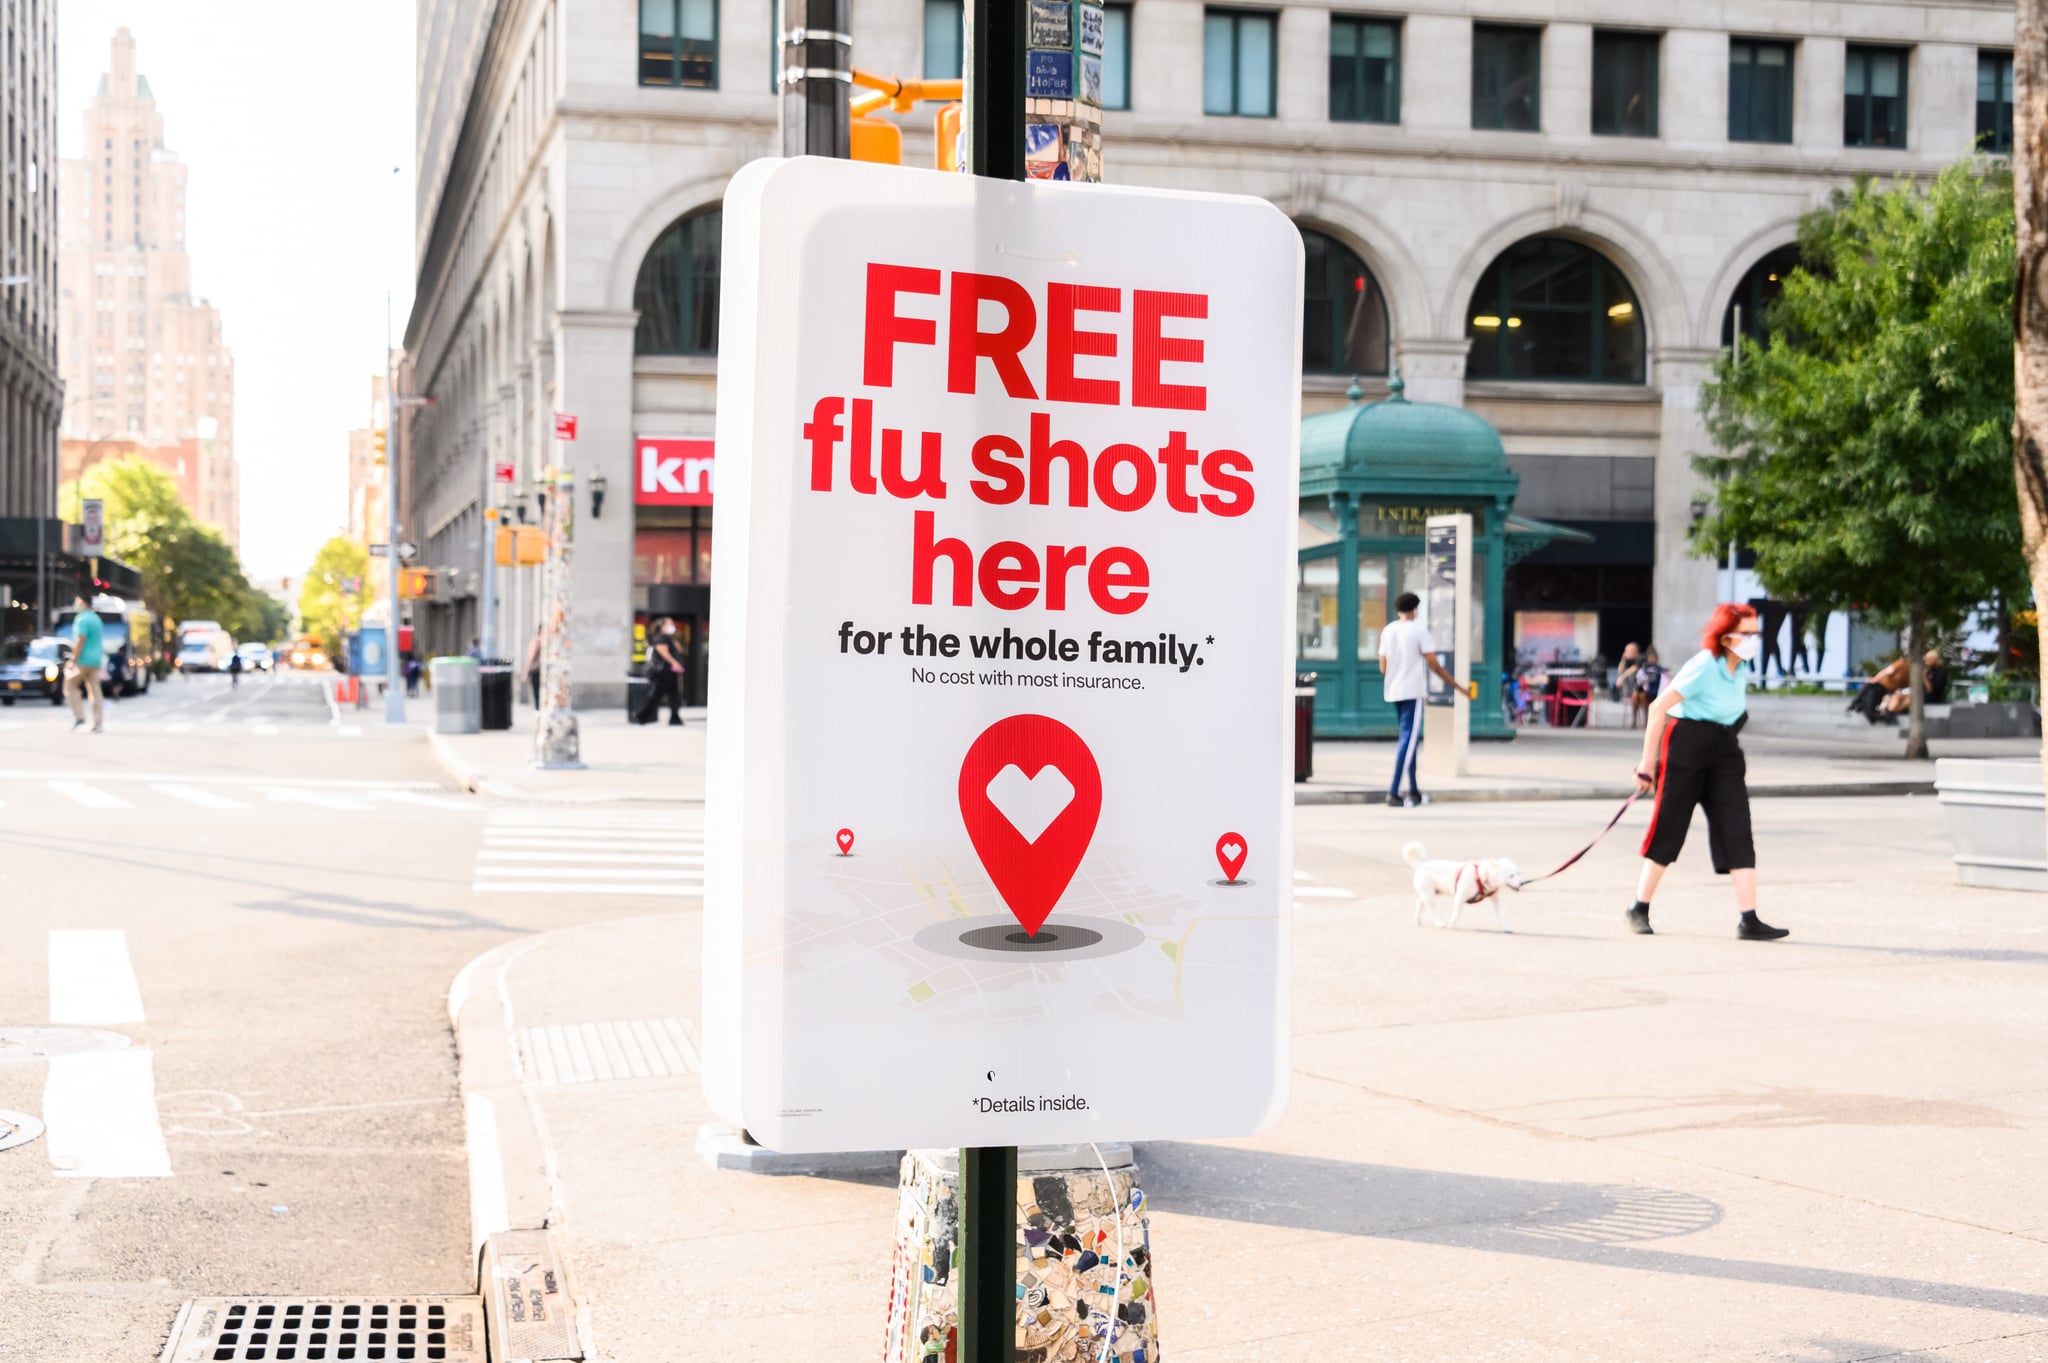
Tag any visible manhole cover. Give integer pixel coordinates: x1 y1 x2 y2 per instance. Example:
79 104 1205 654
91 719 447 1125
159 1296 485 1362
0 1026 134 1062
0 1109 44 1153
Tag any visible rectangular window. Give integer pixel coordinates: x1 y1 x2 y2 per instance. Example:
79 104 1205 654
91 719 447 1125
924 0 964 80
1203 9 1277 117
1102 3 1132 111
1978 49 2014 154
1591 30 1657 137
1472 23 1541 131
1843 44 1907 149
1330 16 1400 124
1728 38 1794 143
640 0 717 89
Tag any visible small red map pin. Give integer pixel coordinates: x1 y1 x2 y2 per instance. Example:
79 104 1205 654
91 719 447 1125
1215 832 1248 884
835 828 855 856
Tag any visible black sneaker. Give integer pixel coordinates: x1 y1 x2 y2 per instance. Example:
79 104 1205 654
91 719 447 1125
1625 905 1653 935
1738 916 1790 941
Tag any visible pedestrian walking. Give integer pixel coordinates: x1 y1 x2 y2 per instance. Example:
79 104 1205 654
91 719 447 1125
522 626 543 708
63 592 106 733
1377 591 1472 807
227 650 244 688
404 652 422 698
632 618 686 726
1627 603 1789 940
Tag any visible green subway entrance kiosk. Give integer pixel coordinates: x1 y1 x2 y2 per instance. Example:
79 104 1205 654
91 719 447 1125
1297 375 1582 739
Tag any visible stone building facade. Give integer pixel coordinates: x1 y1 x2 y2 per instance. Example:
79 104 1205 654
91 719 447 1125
57 29 239 547
406 0 2015 703
0 0 61 526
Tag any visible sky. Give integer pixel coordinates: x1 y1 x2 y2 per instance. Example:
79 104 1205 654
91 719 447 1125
57 1 418 581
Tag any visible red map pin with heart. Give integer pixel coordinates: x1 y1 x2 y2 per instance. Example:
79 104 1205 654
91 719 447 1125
836 828 855 856
958 714 1102 937
1215 832 1248 883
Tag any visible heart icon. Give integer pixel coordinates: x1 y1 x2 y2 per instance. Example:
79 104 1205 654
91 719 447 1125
958 715 1102 936
836 828 855 856
1215 832 1248 883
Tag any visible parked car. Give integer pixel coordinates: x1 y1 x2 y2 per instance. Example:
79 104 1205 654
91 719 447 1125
236 641 273 673
0 635 70 705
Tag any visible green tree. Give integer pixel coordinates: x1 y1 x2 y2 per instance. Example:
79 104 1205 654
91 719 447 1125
1698 158 2025 758
60 455 276 645
297 536 375 657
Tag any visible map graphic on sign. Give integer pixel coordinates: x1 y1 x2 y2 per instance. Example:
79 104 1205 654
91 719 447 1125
702 158 1303 1152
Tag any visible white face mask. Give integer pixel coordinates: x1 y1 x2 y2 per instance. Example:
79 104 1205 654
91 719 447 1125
1728 634 1761 662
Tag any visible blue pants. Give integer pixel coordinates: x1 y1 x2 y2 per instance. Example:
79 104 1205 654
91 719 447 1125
1390 698 1423 801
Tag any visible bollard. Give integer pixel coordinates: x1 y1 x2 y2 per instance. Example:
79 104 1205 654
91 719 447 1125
883 1145 1159 1363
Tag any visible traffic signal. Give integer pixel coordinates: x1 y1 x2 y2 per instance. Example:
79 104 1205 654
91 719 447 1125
398 567 436 600
372 429 388 461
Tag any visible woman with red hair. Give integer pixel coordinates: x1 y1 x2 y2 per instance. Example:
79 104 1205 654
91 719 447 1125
1626 603 1789 940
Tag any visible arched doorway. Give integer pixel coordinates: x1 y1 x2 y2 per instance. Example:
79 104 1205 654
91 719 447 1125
1721 244 1801 347
633 208 722 356
1300 227 1390 375
1465 235 1645 383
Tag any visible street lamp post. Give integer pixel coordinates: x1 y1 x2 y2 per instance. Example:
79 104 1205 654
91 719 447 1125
384 298 405 723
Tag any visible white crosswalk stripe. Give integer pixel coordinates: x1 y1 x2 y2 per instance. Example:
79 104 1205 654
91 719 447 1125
151 783 249 811
1293 869 1357 907
472 809 705 897
266 787 372 812
49 780 133 810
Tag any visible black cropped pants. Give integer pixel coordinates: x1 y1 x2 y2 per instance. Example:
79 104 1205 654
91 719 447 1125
1640 718 1755 873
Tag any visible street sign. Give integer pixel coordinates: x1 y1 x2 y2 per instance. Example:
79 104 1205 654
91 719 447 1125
493 461 515 484
397 540 418 562
553 412 578 442
369 543 390 557
80 499 104 554
702 157 1303 1153
394 393 437 410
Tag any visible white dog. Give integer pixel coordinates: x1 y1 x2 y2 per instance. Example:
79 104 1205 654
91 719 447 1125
1404 842 1525 931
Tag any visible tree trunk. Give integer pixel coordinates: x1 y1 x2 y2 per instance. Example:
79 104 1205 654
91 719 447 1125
2017 0 2048 814
1995 586 2012 672
1905 598 1929 761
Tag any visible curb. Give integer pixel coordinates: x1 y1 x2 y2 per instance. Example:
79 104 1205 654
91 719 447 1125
447 938 556 1246
428 730 486 795
1293 780 1936 805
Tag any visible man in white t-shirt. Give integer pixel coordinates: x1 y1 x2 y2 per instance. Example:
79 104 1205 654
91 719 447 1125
1378 591 1468 807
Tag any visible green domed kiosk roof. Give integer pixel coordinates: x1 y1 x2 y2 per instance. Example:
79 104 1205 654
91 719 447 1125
1300 372 1517 500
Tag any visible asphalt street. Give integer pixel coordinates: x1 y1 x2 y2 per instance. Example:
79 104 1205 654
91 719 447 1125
0 672 684 1362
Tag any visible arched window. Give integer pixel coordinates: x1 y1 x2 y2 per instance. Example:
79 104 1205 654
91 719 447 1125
1301 228 1390 375
1721 244 1800 347
1465 236 1645 383
634 208 722 356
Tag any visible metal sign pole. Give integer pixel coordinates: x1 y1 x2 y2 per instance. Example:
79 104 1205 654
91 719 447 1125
961 6 1024 1358
384 297 406 723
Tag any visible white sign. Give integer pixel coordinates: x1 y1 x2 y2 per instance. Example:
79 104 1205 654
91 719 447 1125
80 499 104 554
703 158 1303 1152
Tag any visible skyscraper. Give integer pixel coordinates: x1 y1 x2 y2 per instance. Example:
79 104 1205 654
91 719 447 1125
0 0 61 525
57 27 238 548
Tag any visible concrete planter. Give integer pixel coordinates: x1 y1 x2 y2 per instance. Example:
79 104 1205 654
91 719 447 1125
1934 758 2048 892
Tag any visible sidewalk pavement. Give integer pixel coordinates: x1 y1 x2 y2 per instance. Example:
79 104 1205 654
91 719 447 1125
449 795 2048 1362
428 705 706 802
421 694 2037 807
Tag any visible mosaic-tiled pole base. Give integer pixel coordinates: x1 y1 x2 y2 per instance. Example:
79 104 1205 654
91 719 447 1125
882 1146 1160 1363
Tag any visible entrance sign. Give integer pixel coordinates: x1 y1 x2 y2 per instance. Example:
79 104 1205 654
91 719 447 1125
553 412 578 442
493 461 516 484
635 437 716 506
1421 513 1472 780
703 157 1303 1152
80 499 104 554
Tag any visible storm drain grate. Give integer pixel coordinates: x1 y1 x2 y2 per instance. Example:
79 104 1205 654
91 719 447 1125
159 1296 485 1363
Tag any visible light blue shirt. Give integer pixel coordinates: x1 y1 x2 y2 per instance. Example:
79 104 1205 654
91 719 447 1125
1667 647 1748 724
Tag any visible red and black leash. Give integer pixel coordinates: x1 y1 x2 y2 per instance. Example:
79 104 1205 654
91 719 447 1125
1465 787 1644 903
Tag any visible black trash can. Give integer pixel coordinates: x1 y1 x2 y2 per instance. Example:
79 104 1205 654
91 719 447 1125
1294 673 1318 783
478 659 514 730
625 675 650 720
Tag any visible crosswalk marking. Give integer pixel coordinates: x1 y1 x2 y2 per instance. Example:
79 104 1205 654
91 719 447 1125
1293 886 1358 899
151 783 249 811
265 787 372 812
49 929 147 1026
372 790 472 811
49 780 132 811
478 850 703 865
518 1018 700 1085
472 809 705 898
